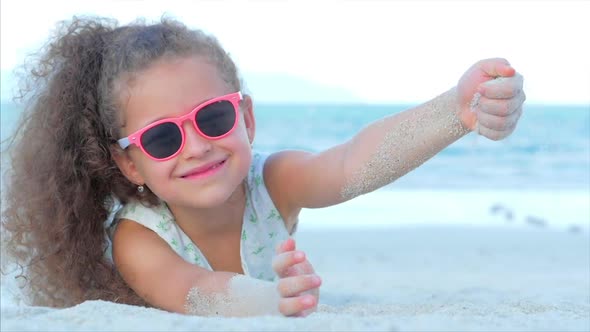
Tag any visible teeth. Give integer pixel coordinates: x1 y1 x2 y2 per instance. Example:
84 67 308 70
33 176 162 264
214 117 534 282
206 161 223 171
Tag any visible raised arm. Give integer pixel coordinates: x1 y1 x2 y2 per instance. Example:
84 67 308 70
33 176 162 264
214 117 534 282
264 58 525 219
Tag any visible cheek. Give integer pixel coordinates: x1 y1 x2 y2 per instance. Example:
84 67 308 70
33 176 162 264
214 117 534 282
226 121 252 150
138 160 175 189
223 125 253 173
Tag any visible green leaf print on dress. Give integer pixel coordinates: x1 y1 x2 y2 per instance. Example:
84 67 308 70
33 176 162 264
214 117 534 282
155 207 174 232
252 246 265 255
249 214 258 224
266 209 280 221
253 174 262 188
184 243 201 264
156 219 172 232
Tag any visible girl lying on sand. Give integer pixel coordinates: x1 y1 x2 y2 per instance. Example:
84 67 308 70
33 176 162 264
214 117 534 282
2 16 524 317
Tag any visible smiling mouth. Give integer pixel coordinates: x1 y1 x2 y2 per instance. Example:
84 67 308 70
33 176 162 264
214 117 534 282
182 159 227 178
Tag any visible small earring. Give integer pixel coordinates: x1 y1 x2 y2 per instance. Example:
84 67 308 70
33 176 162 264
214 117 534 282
137 185 144 193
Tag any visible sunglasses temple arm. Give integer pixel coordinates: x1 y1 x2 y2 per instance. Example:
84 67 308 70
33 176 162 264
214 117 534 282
118 137 131 149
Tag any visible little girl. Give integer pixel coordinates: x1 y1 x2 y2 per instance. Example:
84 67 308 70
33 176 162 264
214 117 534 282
1 16 525 317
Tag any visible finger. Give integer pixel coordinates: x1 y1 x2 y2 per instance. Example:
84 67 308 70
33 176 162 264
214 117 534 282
479 73 524 99
477 90 526 116
290 259 316 275
477 106 522 132
279 294 317 317
277 275 322 297
477 121 517 141
275 237 295 255
272 250 306 276
280 257 317 277
479 58 515 78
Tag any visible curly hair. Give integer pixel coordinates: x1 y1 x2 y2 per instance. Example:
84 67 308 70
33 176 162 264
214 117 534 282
1 15 242 307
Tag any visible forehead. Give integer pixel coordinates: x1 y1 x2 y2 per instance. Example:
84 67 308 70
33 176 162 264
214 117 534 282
119 56 230 130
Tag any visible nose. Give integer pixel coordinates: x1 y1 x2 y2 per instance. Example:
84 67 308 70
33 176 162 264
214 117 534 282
179 120 212 159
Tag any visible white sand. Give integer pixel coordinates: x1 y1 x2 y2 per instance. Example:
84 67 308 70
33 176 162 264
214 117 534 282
2 226 589 331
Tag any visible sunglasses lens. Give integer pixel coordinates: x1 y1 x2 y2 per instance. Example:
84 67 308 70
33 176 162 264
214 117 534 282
195 100 236 137
141 122 182 159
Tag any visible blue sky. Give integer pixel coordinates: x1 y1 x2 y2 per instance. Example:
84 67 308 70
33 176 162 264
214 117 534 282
1 0 589 104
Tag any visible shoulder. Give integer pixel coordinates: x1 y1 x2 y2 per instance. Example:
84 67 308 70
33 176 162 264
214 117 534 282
111 219 171 286
264 150 314 172
112 219 166 265
111 219 208 312
263 150 315 191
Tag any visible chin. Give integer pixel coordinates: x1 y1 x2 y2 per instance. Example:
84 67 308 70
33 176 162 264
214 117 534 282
189 186 241 208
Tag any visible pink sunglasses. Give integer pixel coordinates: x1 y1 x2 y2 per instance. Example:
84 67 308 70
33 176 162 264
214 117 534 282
117 92 242 161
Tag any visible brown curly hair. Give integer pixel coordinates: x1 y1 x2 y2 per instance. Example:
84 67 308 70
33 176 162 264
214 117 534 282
1 15 242 307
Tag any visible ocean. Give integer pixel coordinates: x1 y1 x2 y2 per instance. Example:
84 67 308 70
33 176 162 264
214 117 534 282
1 102 589 231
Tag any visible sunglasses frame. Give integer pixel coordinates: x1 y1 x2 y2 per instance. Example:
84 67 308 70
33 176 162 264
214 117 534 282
117 91 242 161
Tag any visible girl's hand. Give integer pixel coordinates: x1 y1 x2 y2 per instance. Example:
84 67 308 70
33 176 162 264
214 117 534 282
272 238 321 317
457 58 526 140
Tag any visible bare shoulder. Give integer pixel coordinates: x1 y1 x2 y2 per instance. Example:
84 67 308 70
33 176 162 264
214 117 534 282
112 219 205 312
264 150 315 204
264 146 349 213
264 150 314 179
112 219 171 267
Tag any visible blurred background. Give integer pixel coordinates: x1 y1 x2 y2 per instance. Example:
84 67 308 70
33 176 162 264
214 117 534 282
1 0 589 232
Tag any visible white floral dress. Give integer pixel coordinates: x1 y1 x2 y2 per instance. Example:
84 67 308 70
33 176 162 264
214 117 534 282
105 152 289 281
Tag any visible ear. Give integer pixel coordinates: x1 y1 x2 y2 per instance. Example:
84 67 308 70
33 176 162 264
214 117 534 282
110 145 145 186
242 94 256 144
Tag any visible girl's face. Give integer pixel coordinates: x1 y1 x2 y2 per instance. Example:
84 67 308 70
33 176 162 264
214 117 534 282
114 56 255 209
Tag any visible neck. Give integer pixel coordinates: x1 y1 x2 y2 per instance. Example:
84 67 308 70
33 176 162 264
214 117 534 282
166 182 247 239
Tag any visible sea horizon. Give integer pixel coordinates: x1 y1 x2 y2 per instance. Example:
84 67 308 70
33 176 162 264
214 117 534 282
2 101 589 233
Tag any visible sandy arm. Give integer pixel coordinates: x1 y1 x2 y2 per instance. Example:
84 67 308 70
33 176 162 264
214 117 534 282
339 88 469 200
112 219 281 316
265 59 523 232
265 88 470 215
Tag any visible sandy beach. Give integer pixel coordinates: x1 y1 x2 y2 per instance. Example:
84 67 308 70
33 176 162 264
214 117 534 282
1 226 588 331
